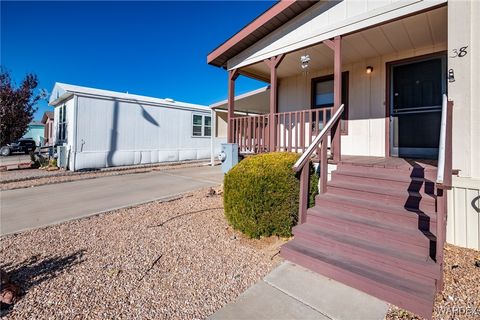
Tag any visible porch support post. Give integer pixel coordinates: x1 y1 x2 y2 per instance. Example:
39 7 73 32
325 36 342 162
227 69 239 143
264 53 285 151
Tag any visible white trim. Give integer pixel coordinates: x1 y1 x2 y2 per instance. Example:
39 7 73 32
437 94 448 184
227 0 446 70
209 86 270 109
49 82 209 112
191 113 212 138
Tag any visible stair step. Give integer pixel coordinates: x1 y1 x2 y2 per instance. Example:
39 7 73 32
338 162 437 180
293 223 440 282
316 193 436 232
332 169 436 194
306 207 435 256
327 180 436 212
281 240 436 319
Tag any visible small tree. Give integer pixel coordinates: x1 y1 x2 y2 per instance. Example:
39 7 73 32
0 69 44 146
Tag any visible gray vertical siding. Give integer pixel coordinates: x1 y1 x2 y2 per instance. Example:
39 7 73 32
73 96 211 170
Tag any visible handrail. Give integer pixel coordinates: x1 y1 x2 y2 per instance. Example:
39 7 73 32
293 104 344 172
436 94 453 189
434 95 453 291
436 94 448 184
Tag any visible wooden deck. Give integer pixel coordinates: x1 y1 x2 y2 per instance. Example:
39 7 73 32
337 155 438 170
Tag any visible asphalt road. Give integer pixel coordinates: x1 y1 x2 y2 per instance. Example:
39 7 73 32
0 165 223 235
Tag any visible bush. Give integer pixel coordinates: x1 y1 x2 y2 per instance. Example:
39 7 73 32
49 158 57 167
223 152 318 238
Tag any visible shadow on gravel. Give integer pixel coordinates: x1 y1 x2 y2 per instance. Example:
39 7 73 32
0 249 86 316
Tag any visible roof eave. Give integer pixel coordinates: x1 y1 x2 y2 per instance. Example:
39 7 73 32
207 0 310 68
49 92 74 106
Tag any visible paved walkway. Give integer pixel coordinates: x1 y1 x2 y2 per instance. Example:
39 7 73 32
211 262 388 320
1 165 223 235
0 154 31 167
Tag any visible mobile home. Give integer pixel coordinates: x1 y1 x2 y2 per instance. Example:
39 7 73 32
49 83 212 171
208 0 479 317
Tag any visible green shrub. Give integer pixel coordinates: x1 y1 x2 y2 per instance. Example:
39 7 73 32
49 158 57 167
223 152 318 238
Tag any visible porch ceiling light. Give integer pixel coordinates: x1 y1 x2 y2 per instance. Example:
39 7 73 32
300 55 311 69
366 66 374 74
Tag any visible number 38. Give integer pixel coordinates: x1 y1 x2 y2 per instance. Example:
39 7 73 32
451 46 468 58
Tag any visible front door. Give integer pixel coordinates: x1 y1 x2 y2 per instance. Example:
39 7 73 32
389 55 446 159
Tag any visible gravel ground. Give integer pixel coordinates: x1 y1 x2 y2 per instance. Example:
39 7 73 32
0 187 285 319
0 161 214 191
386 244 480 320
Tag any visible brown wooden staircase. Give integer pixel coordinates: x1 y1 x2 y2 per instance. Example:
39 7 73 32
282 98 452 319
281 160 441 318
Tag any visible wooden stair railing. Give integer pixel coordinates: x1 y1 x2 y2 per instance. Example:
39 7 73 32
293 104 344 224
435 94 453 291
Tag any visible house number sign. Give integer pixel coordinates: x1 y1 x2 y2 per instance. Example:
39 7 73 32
450 46 468 58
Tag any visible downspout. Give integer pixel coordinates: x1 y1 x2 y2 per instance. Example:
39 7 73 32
210 108 215 166
72 95 79 171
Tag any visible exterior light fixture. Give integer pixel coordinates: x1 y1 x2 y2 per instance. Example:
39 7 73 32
366 66 373 74
300 55 311 69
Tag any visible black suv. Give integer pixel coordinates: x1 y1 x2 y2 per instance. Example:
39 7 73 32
0 139 37 156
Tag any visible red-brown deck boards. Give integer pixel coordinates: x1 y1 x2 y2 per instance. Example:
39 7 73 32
281 157 440 319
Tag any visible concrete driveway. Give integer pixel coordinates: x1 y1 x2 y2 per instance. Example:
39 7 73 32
0 165 223 235
0 154 31 166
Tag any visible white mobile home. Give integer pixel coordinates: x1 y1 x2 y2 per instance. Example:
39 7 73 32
49 83 212 171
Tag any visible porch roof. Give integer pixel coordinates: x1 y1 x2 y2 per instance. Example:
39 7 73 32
240 5 447 80
210 86 269 114
207 0 317 68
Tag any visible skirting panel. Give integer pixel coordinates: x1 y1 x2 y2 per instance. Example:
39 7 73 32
446 177 480 250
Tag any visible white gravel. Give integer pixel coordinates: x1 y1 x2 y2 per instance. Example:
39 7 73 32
0 187 285 319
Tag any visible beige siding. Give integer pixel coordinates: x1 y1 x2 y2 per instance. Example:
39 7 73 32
228 0 446 70
278 46 446 157
445 0 480 250
447 177 480 250
215 112 228 138
448 0 480 180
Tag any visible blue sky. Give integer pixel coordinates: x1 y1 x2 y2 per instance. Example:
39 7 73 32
1 1 274 120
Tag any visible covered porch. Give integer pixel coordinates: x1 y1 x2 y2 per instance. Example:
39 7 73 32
223 5 447 161
208 1 457 317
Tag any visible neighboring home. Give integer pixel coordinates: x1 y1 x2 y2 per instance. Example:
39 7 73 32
48 83 213 171
208 0 479 318
22 121 44 146
41 111 54 146
209 86 269 156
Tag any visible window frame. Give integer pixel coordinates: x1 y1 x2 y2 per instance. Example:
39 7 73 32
191 113 212 138
57 104 67 142
311 71 349 134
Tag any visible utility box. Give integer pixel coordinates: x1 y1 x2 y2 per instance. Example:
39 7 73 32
219 143 238 174
57 145 68 169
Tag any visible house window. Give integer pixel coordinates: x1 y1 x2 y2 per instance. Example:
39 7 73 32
58 105 67 142
311 72 349 133
192 114 211 137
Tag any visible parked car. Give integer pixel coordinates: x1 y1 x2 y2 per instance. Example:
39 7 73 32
0 139 37 156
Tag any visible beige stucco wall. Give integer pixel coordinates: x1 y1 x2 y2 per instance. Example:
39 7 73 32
278 45 447 157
